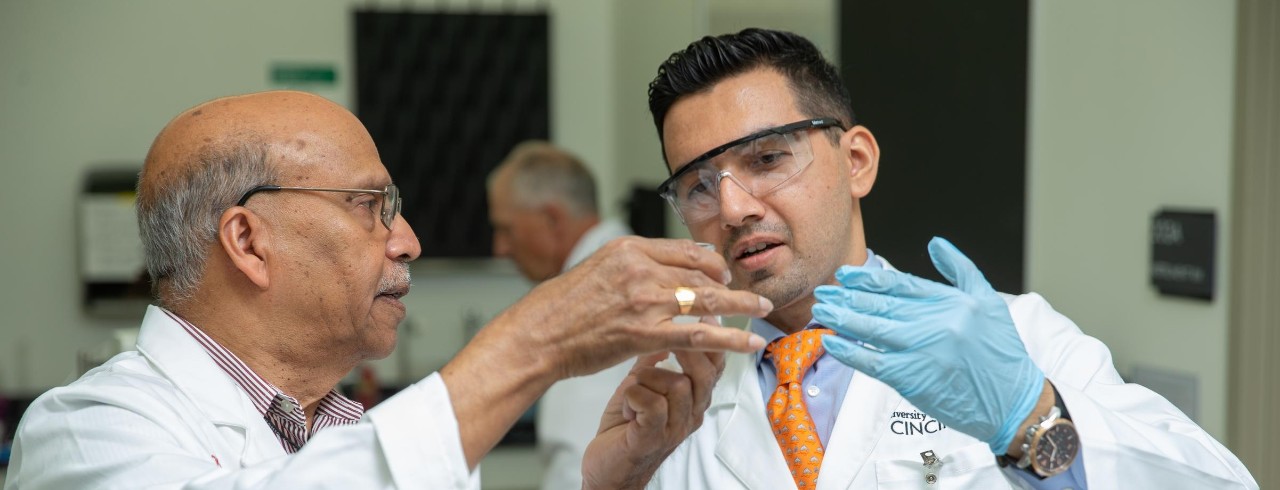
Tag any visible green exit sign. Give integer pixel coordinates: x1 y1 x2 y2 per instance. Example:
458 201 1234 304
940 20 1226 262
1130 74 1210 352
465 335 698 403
270 63 337 86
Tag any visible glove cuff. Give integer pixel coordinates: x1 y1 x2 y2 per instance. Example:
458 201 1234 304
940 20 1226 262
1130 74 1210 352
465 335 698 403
987 370 1045 453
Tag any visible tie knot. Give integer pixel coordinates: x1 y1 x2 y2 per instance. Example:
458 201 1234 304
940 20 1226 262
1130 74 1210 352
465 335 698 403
766 328 833 384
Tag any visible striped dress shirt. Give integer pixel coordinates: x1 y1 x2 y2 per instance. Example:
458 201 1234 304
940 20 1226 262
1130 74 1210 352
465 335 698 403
164 309 364 454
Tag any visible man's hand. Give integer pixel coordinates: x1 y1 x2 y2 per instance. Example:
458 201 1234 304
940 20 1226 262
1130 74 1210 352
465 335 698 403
812 237 1045 454
582 350 724 490
515 237 770 379
442 237 769 469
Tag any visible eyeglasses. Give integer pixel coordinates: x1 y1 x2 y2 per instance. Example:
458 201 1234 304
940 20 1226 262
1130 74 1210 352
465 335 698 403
236 183 402 230
657 118 844 224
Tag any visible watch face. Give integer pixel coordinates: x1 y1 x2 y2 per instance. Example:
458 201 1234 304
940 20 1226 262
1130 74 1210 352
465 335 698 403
1031 420 1079 477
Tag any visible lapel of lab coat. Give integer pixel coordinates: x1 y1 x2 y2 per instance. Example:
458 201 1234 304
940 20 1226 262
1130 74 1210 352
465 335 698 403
711 351 903 490
134 305 288 467
713 351 798 489
816 372 902 489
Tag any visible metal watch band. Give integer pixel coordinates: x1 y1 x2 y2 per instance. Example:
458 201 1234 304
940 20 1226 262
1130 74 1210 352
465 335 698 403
997 383 1073 474
1016 405 1062 469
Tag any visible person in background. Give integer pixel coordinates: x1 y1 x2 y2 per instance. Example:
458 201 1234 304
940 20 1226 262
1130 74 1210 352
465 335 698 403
486 141 635 490
579 28 1258 489
4 90 772 489
488 141 633 282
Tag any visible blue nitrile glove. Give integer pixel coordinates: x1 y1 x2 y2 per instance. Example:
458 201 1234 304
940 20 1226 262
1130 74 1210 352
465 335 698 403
812 237 1044 454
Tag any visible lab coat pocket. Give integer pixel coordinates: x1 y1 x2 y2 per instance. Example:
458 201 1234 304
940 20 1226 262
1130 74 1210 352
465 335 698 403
873 442 1012 489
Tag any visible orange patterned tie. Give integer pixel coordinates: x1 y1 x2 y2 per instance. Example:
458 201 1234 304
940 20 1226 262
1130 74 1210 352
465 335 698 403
766 328 833 489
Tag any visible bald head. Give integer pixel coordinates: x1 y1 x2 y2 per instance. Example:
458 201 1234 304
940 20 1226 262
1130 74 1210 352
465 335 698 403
141 91 366 200
137 91 377 305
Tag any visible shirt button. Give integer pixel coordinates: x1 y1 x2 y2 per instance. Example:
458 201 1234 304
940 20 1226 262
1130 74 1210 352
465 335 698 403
278 399 296 412
807 386 820 397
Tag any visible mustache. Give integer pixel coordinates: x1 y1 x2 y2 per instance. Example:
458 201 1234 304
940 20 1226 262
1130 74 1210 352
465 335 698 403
724 222 793 256
377 262 412 295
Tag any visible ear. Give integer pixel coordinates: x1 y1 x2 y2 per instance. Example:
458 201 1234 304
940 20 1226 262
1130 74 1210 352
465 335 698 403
217 207 271 290
542 201 568 232
840 125 881 199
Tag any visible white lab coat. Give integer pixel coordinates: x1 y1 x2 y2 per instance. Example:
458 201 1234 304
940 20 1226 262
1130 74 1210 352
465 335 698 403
538 219 634 490
646 291 1259 489
5 306 480 489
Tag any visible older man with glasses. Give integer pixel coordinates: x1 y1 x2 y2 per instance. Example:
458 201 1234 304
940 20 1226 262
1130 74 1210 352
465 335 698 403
4 90 774 489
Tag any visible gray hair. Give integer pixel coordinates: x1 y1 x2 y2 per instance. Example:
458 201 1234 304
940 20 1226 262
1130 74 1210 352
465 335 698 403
136 140 277 306
488 141 599 217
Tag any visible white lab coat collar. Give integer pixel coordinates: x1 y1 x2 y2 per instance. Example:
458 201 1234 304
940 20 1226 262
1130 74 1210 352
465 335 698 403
562 219 633 273
134 305 286 466
710 351 795 488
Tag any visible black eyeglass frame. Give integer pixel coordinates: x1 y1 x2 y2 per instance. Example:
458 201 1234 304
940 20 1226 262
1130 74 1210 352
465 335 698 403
656 117 847 197
236 184 402 230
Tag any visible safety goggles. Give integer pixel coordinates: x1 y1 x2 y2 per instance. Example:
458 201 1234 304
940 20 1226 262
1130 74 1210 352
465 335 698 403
657 118 845 224
236 183 402 230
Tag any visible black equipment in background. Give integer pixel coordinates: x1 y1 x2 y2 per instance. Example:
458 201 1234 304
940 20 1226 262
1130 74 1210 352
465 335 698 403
626 185 667 239
841 1 1029 292
355 11 550 258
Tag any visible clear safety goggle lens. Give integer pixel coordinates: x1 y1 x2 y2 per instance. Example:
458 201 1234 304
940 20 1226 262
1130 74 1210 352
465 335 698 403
662 129 816 224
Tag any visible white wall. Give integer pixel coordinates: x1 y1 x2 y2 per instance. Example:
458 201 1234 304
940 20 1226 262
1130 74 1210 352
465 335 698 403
709 0 838 63
612 0 696 217
1027 0 1237 439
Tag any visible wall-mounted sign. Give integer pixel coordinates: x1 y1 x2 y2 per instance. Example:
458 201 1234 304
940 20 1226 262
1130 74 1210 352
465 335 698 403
1150 209 1215 300
270 63 337 87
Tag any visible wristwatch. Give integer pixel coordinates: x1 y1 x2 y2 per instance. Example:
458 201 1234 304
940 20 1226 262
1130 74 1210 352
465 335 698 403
1014 393 1080 478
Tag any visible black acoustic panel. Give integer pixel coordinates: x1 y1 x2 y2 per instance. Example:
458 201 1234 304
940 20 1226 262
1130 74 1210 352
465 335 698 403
841 1 1028 292
355 11 550 258
626 185 667 239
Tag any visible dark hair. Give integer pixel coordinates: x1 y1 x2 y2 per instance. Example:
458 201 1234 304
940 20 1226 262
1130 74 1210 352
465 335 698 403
648 28 856 160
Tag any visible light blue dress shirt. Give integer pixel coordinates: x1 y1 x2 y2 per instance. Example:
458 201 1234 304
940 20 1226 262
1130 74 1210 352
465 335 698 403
752 250 1087 489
